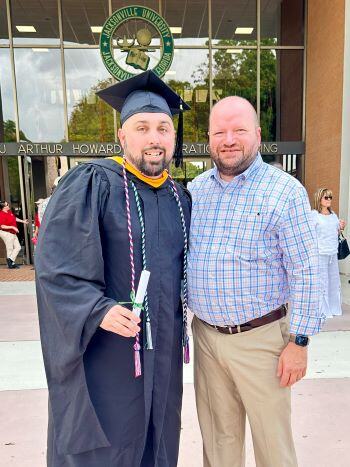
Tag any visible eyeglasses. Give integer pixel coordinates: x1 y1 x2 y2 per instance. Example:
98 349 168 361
324 196 332 200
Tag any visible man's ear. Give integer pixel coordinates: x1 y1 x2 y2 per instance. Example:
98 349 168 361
118 128 125 148
256 126 262 145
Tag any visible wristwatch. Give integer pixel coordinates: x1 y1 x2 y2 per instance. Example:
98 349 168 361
289 334 310 347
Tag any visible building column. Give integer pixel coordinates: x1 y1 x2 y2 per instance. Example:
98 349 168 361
305 0 345 211
339 0 350 274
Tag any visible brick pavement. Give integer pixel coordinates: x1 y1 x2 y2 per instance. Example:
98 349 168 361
0 265 35 282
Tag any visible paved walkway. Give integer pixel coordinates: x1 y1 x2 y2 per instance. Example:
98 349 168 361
0 265 35 282
1 276 350 466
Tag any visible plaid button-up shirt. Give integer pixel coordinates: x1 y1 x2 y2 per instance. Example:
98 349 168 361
188 154 323 336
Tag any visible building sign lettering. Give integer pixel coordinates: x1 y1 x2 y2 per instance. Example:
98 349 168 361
0 142 305 157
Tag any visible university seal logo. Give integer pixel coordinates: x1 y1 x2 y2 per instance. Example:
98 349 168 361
100 6 174 81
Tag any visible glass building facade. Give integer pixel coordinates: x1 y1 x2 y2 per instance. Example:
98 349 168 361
0 0 305 262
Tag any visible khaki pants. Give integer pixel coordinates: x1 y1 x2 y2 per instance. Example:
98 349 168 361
192 314 298 467
0 230 21 262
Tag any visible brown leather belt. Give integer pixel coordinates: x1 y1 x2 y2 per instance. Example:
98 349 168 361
201 304 287 335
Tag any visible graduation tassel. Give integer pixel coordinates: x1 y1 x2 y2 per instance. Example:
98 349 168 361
183 332 190 364
145 320 153 350
134 339 142 377
174 104 184 168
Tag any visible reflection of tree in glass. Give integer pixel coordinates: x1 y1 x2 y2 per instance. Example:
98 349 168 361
166 77 210 143
170 161 205 185
4 119 28 142
212 39 277 141
2 120 29 204
165 39 277 143
67 41 277 144
68 78 115 142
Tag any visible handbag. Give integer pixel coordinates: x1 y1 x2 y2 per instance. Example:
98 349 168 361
338 232 350 260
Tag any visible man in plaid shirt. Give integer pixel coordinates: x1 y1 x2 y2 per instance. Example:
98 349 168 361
188 96 323 467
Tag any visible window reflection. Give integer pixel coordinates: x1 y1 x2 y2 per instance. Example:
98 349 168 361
0 0 8 44
212 0 257 45
14 49 65 142
62 0 109 45
65 49 114 141
162 0 209 46
0 50 16 142
212 48 257 107
11 0 60 45
170 160 209 186
0 0 305 147
165 49 209 142
260 50 303 141
261 0 304 46
112 1 158 13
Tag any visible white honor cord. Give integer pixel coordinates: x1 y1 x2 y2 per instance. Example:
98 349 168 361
132 270 151 318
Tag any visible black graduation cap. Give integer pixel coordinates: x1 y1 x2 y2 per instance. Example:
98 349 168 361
96 70 190 167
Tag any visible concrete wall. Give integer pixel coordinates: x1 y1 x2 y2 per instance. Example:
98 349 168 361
305 0 345 212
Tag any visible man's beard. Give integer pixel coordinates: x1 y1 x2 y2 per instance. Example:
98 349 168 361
210 142 258 177
124 143 172 177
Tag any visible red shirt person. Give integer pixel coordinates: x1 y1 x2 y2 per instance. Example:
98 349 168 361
0 201 28 269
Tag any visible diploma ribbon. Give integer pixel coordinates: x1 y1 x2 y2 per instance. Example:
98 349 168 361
118 291 144 312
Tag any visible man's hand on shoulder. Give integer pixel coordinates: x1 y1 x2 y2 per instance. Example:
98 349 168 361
277 342 308 387
100 305 141 337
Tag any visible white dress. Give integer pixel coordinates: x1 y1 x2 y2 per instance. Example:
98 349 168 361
312 210 342 317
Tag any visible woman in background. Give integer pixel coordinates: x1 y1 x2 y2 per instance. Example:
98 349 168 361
313 188 346 318
0 200 28 269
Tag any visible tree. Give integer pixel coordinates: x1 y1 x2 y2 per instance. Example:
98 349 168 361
3 119 28 142
68 78 115 141
211 39 277 140
65 39 278 161
2 120 29 203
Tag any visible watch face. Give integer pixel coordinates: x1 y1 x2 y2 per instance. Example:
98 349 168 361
295 335 309 346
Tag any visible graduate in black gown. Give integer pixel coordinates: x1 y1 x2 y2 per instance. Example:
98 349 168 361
35 70 191 467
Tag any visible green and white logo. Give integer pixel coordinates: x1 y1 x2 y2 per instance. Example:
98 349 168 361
100 6 174 81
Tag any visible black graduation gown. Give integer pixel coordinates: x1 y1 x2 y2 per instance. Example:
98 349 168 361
35 159 191 467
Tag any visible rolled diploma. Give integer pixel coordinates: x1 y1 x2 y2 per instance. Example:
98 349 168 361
132 270 151 318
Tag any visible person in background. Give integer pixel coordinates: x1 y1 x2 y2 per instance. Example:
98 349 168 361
38 177 61 223
312 188 346 318
0 200 29 269
33 199 43 243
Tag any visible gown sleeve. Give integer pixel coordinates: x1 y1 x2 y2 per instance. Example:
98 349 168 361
35 163 115 455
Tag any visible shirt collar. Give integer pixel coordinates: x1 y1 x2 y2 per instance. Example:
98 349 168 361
210 152 263 185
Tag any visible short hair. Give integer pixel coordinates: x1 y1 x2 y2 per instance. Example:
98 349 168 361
313 188 333 213
0 201 8 210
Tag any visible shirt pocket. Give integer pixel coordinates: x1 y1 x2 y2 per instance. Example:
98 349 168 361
226 209 277 261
